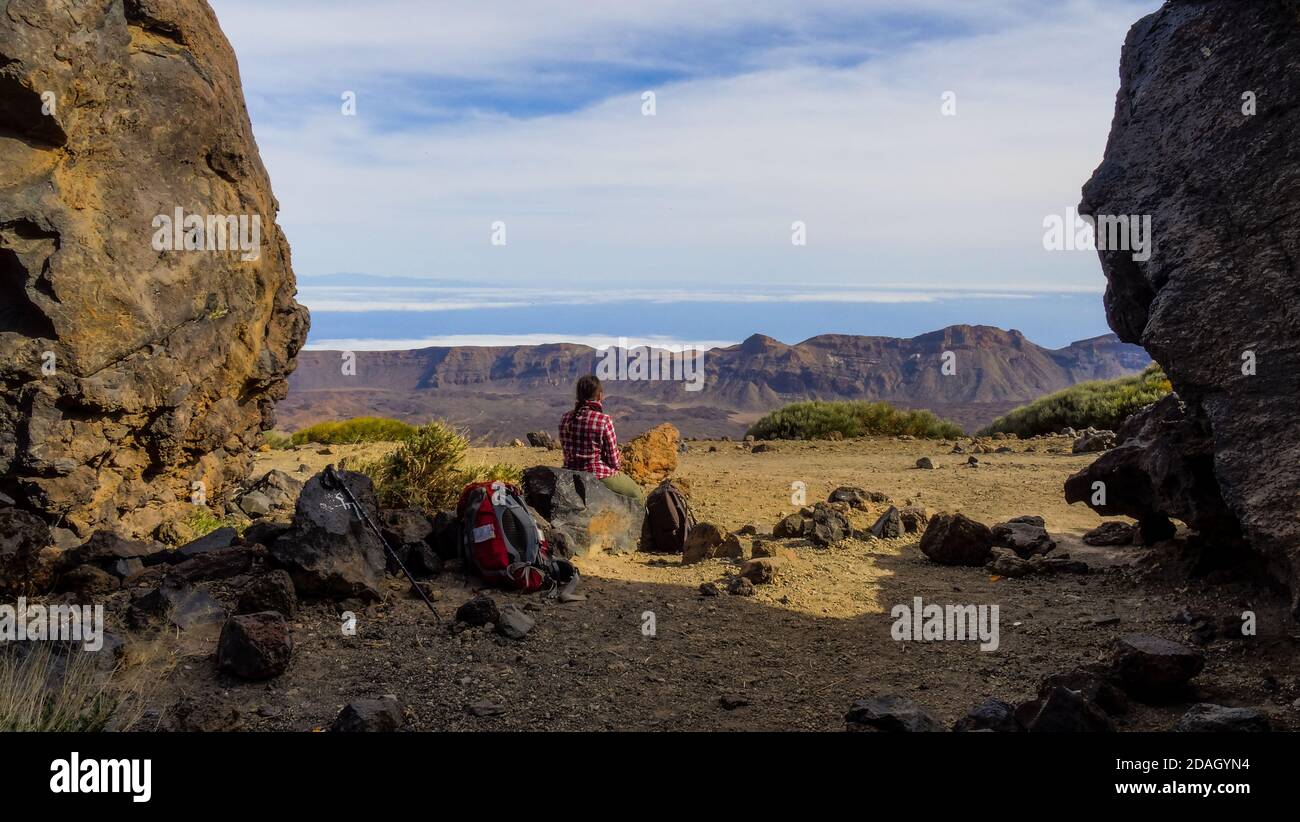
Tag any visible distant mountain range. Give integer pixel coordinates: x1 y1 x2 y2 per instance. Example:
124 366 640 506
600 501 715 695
279 325 1151 441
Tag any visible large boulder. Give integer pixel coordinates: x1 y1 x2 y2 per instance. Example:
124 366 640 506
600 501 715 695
270 470 386 600
620 423 679 485
521 467 644 556
919 513 994 566
0 2 308 538
1078 1 1300 615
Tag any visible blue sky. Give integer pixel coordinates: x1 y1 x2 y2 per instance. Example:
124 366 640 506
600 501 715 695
209 0 1160 349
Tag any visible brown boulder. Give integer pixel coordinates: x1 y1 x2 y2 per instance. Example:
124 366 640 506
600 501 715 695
0 2 308 538
620 423 680 485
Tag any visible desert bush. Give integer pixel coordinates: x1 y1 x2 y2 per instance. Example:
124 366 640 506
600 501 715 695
353 421 521 512
261 430 293 450
746 400 963 440
291 416 417 446
979 364 1171 438
0 644 116 732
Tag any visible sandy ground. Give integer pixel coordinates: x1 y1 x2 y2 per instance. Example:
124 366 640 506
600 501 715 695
142 437 1299 731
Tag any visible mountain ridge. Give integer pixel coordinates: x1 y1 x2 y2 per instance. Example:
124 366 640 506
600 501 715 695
279 325 1151 441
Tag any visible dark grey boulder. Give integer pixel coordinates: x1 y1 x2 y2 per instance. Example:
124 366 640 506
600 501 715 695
521 466 644 556
217 612 292 680
1077 0 1300 615
919 513 994 566
845 695 941 732
271 470 386 601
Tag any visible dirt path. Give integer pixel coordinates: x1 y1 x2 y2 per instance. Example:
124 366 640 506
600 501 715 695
147 437 1299 731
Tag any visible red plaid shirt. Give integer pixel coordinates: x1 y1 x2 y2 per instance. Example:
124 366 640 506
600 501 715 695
559 400 621 478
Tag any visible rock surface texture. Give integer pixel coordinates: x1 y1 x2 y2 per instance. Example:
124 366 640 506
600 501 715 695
1074 0 1300 614
0 1 309 538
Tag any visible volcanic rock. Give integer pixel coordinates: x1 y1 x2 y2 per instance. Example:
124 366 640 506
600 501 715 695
1020 687 1114 733
867 506 903 539
990 515 1056 558
1173 704 1270 733
1082 521 1135 547
271 470 386 601
455 595 499 628
919 513 994 566
217 612 292 680
681 522 741 564
620 423 679 485
331 697 404 732
0 2 308 538
952 698 1018 733
845 695 941 732
828 486 888 509
1110 635 1204 701
1072 429 1116 454
1078 0 1300 615
526 431 558 450
236 569 297 617
521 466 644 556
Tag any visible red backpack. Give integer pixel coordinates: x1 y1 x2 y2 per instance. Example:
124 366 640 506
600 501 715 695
456 480 553 592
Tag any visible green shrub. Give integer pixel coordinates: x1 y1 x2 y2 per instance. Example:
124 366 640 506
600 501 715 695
291 417 417 446
262 430 293 450
979 364 1171 438
183 507 244 540
746 400 963 440
352 421 521 513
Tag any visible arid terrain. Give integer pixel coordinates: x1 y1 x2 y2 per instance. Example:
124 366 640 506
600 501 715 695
133 436 1298 732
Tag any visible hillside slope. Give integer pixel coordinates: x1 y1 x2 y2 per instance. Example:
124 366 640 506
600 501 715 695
280 326 1150 440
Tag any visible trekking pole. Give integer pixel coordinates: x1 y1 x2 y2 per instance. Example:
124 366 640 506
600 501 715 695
322 465 442 623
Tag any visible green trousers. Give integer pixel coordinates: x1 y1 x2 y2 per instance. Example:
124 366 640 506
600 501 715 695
600 473 645 501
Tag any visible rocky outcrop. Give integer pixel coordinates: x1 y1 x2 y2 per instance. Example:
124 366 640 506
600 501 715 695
1077 0 1300 615
0 1 308 539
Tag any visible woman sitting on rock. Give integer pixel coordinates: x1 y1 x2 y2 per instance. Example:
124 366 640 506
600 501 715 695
559 375 642 500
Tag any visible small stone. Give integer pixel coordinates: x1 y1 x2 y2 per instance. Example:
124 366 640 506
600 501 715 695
1173 704 1270 733
455 594 500 627
330 697 403 732
845 695 941 732
495 604 536 640
727 577 754 596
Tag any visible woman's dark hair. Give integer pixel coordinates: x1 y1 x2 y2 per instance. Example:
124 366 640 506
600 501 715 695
574 374 602 411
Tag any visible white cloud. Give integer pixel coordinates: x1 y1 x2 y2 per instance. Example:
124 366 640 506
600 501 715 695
210 0 1159 294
